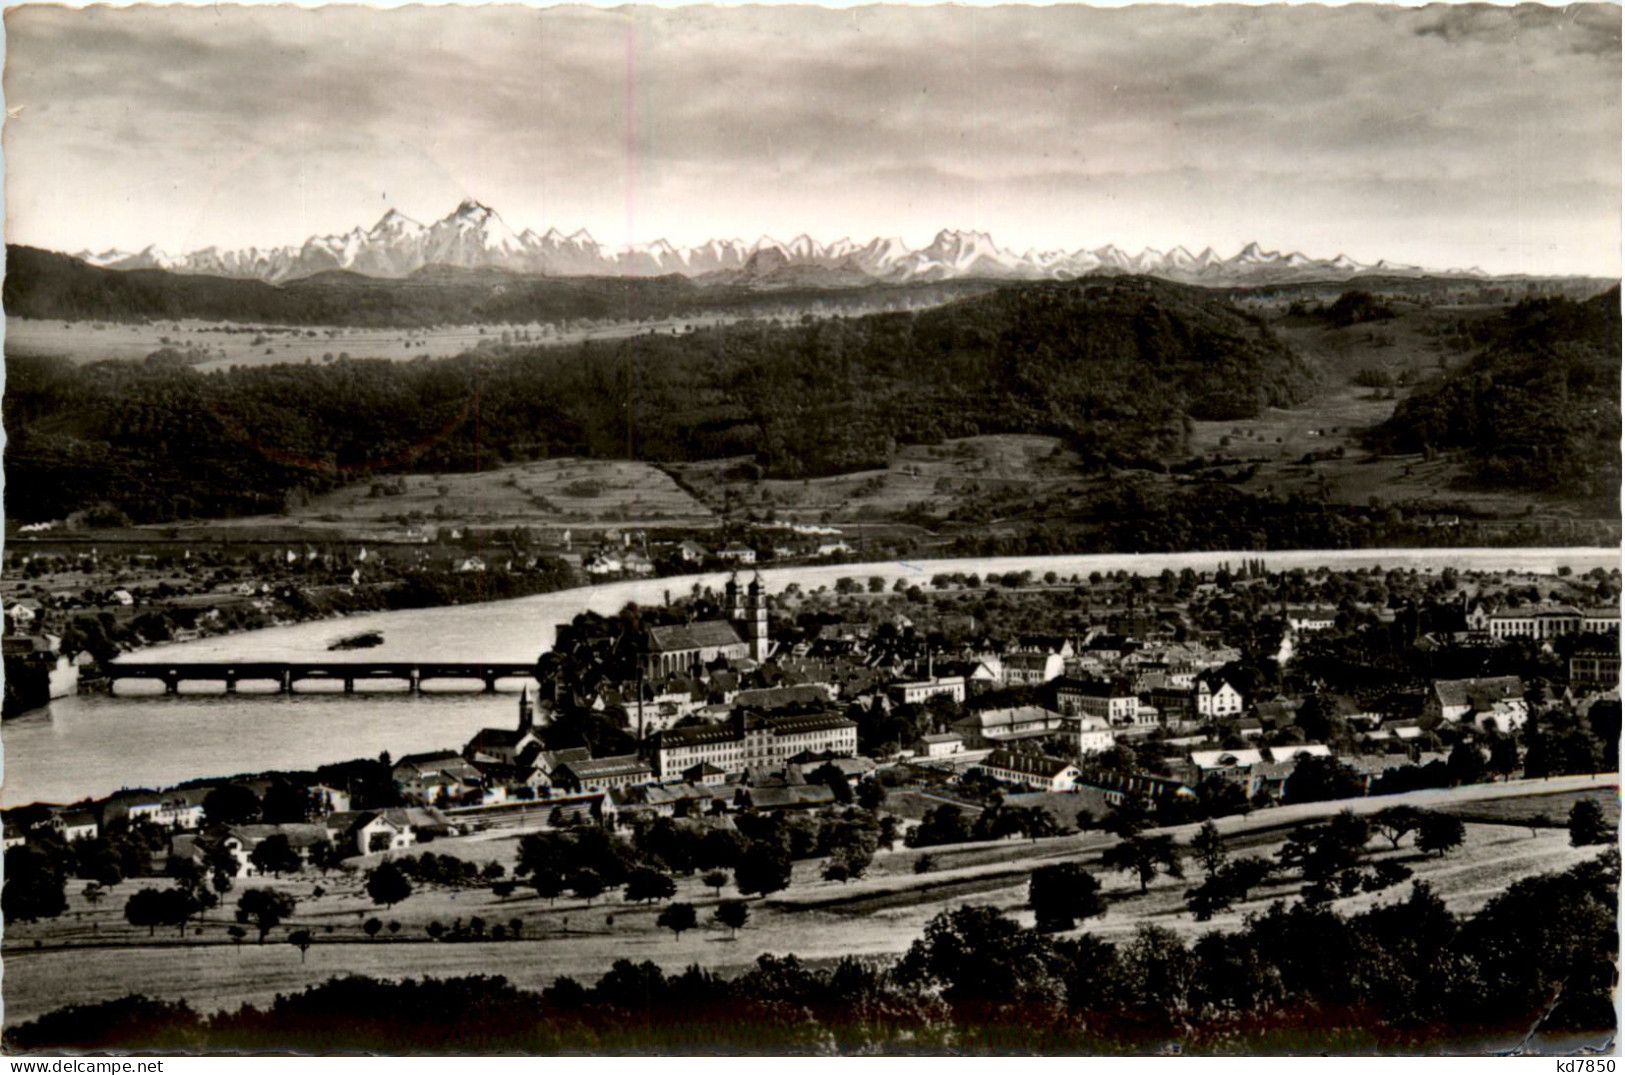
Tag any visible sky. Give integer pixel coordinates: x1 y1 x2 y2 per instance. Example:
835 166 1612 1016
4 2 1620 276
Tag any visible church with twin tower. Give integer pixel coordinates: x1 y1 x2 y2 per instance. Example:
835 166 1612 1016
641 572 770 678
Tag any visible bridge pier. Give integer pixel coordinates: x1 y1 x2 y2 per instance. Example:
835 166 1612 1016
164 675 179 695
224 674 237 695
482 672 498 694
343 677 355 695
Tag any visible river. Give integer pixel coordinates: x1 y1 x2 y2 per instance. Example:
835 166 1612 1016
4 548 1616 806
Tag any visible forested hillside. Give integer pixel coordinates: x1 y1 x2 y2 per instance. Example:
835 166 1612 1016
4 278 1314 524
1 246 988 328
1375 287 1620 499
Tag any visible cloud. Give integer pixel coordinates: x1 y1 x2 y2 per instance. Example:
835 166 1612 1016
4 3 1618 275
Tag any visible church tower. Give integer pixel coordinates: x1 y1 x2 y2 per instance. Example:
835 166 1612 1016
745 572 769 661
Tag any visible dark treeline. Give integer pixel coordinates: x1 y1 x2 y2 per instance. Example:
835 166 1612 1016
6 277 1314 523
1375 287 1621 500
7 851 1616 1054
2 245 993 328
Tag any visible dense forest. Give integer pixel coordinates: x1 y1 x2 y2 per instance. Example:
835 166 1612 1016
6 851 1616 1053
2 246 990 328
4 277 1315 523
1374 288 1620 499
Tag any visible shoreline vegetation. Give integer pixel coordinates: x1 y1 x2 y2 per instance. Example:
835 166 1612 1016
5 844 1617 1054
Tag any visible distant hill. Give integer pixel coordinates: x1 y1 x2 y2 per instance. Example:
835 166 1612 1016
1374 287 1621 499
1 245 993 329
4 276 1316 524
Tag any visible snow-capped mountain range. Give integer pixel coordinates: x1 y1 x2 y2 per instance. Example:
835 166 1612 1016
72 199 1484 286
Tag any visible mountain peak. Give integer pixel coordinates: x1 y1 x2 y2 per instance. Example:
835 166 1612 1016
66 201 1453 285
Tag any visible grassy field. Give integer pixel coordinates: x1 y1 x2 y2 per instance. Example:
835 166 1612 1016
666 434 1091 524
199 458 715 535
4 776 1616 1028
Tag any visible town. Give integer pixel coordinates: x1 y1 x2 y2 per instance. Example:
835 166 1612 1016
2 559 1618 1050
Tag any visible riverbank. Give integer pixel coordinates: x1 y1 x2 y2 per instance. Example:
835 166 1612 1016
116 547 1622 665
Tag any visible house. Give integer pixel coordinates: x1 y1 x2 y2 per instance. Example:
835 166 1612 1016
1422 676 1525 727
612 781 716 819
1285 607 1337 633
677 540 709 563
1484 604 1620 641
1073 715 1116 756
718 545 758 564
1570 649 1621 689
1001 652 1065 687
1468 697 1529 734
1194 671 1245 718
393 750 485 805
951 706 1066 748
620 550 656 577
325 807 455 858
682 761 729 786
890 676 966 706
457 556 487 573
1187 748 1266 784
915 731 966 759
551 754 655 792
977 749 1082 793
307 784 352 816
103 787 209 830
210 823 332 877
111 589 135 607
38 808 100 843
1054 677 1138 725
5 600 40 632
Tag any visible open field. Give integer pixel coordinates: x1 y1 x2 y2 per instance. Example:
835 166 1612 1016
204 458 716 535
666 434 1094 523
4 775 1614 1028
5 315 757 370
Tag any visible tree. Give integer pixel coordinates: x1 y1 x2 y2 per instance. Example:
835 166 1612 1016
1102 834 1185 894
1487 736 1521 781
568 868 604 905
656 901 698 939
226 924 247 950
734 842 792 898
623 866 678 904
363 917 383 940
714 899 749 939
1185 856 1274 922
1102 794 1154 839
1282 756 1366 804
1028 862 1106 932
1568 800 1613 847
202 784 262 827
701 869 730 896
4 846 67 923
1446 741 1487 786
248 834 302 878
235 888 297 944
856 778 888 811
1190 821 1228 879
288 928 313 964
1416 812 1466 857
123 887 170 936
365 861 413 909
531 869 566 903
82 881 106 909
1371 805 1425 850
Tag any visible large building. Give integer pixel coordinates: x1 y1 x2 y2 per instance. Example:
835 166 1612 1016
648 709 858 778
1476 603 1621 641
642 575 770 677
